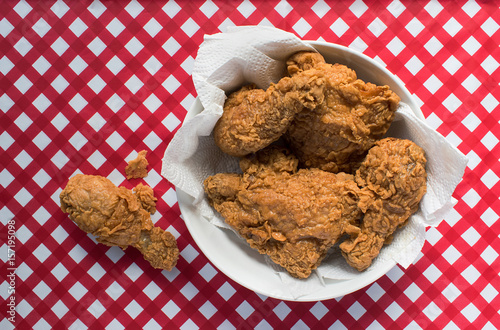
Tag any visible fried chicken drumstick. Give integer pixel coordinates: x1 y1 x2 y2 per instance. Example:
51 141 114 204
60 174 179 271
340 138 427 271
204 147 362 278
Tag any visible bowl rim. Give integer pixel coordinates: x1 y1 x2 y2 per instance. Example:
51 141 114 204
176 41 422 301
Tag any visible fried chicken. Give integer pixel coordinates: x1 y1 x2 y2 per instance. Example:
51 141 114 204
339 138 427 271
125 150 149 179
284 51 401 173
204 147 362 278
60 174 178 271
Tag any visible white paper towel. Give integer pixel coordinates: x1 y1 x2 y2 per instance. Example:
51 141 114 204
161 26 468 298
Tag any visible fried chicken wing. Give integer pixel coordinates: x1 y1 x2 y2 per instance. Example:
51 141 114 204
60 174 178 271
339 138 427 271
284 52 401 173
125 150 149 179
204 147 362 278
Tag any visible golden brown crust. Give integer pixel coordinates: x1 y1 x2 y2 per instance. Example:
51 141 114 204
125 150 149 179
60 174 178 270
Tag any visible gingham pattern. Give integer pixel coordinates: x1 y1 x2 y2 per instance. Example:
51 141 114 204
1 0 499 328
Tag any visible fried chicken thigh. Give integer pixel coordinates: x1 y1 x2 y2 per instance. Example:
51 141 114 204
339 138 427 271
60 174 178 271
284 52 401 173
204 147 362 278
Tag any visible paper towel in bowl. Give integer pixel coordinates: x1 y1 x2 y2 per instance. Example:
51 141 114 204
161 26 468 298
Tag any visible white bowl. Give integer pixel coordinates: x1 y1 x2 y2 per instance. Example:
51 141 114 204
177 41 424 301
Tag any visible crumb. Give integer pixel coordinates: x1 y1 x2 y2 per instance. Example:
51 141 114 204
126 150 148 179
134 183 157 214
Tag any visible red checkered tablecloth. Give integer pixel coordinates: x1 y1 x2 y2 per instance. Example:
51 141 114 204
1 0 499 328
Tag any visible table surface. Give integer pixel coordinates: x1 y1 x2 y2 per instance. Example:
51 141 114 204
1 0 499 328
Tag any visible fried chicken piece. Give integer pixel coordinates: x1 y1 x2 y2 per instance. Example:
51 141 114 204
60 174 178 271
204 147 362 278
284 52 401 173
213 70 327 157
126 150 148 179
339 138 427 271
134 183 157 214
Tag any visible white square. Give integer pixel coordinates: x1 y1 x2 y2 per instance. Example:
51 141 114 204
0 56 14 75
292 18 311 38
405 56 424 75
88 0 106 18
51 75 69 94
310 302 328 320
481 169 499 189
462 265 481 284
199 301 217 319
387 0 406 18
15 150 33 169
143 94 162 113
88 263 106 281
424 36 443 56
162 301 180 319
69 17 88 37
69 93 88 113
14 1 32 18
237 1 256 19
52 300 69 319
15 187 32 207
347 301 366 321
481 17 500 37
51 37 69 56
88 37 106 56
349 36 368 53
387 36 405 56
162 1 181 18
0 17 15 38
69 55 88 75
143 282 161 301
33 206 51 225
144 131 162 151
274 0 292 17
16 262 33 282
404 283 423 302
144 56 162 75
88 299 105 319
33 281 51 300
425 112 443 130
481 207 498 227
105 248 125 264
88 112 106 132
181 18 200 38
423 264 442 283
181 93 195 111
462 0 480 18
33 131 51 150
406 17 424 37
423 301 442 321
162 75 180 94
481 55 499 75
386 301 404 321
16 299 33 319
443 18 462 37
461 112 481 132
462 227 481 246
181 244 199 263
217 282 235 301
51 113 69 132
162 37 181 56
88 75 106 94
106 281 125 300
162 187 178 207
15 37 32 56
144 18 162 37
446 131 462 148
461 303 480 322
14 75 33 94
480 131 499 151
125 74 144 94
218 17 235 33
51 0 69 18
124 113 143 132
311 0 330 18
462 36 481 56
443 55 462 75
106 18 125 37
199 263 217 282
442 283 461 303
32 18 51 37
481 94 499 113
423 74 443 94
105 320 124 330
125 300 143 318
349 0 368 18
33 243 52 263
106 56 125 75
162 112 181 132
0 94 14 113
17 224 33 244
33 56 51 75
51 226 69 245
442 93 462 113
124 263 143 281
442 245 461 265
0 131 14 150
15 112 33 132
106 132 125 151
87 150 106 170
368 17 387 38
480 283 498 303
199 0 218 19
125 0 144 18
106 94 125 113
125 37 144 56
68 244 87 263
0 169 14 188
